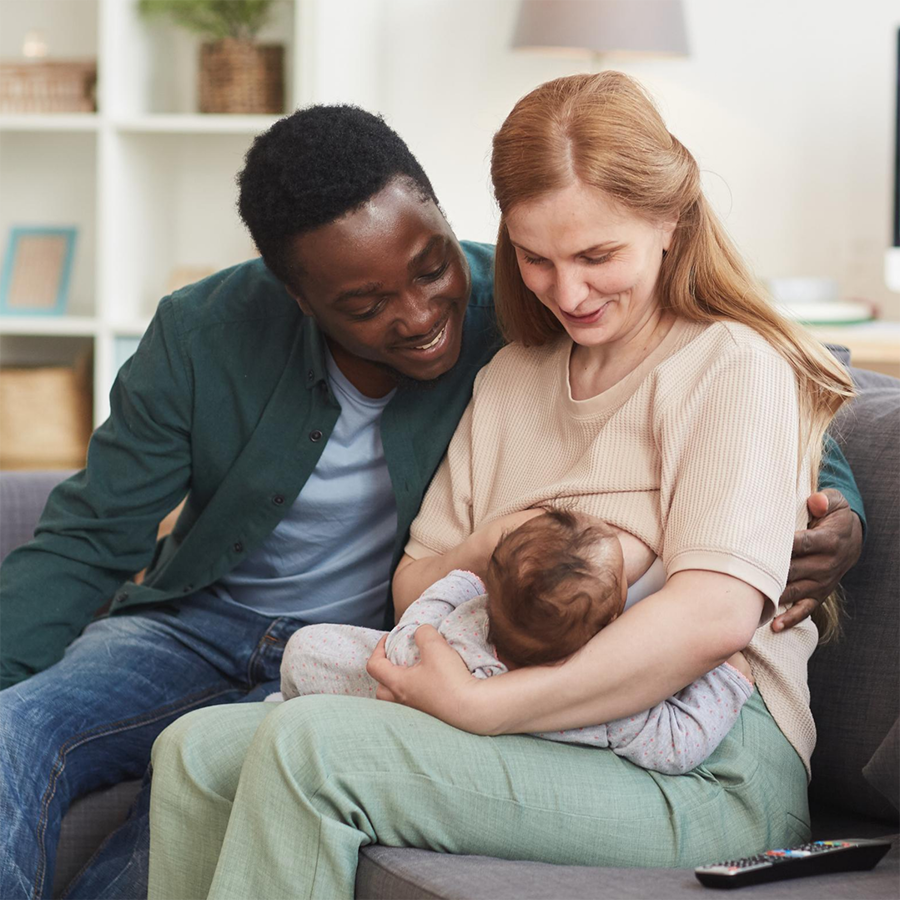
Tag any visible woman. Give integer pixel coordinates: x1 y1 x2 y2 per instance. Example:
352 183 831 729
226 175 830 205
148 72 853 899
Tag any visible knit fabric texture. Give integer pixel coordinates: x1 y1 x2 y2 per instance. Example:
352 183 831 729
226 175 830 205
407 318 818 775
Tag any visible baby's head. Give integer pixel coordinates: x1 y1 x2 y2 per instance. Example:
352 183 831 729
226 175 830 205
485 509 625 668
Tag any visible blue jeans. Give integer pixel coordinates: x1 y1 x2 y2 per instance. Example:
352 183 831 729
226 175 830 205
0 592 307 900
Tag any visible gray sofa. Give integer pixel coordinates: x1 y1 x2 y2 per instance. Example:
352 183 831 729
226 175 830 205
1 364 897 899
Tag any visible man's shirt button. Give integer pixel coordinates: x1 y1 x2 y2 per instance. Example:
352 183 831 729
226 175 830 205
233 541 244 553
307 370 314 381
273 494 285 505
182 584 194 593
309 430 323 442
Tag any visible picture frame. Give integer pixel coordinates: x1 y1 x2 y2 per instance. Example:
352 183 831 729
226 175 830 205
0 226 78 316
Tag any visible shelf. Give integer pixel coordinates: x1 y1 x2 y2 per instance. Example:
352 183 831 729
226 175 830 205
1 0 307 427
0 114 101 133
0 130 97 318
109 131 257 320
110 318 152 337
0 316 98 337
113 114 281 134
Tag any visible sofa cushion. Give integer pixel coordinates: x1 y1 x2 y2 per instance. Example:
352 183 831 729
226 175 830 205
863 718 899 813
357 838 899 900
807 369 900 823
51 780 143 898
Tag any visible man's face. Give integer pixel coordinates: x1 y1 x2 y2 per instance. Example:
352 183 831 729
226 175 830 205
286 178 471 396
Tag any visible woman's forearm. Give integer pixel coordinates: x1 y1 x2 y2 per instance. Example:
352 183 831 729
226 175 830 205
468 571 765 735
392 510 545 618
392 540 490 619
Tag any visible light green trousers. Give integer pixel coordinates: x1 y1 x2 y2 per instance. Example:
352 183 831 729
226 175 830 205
148 690 809 900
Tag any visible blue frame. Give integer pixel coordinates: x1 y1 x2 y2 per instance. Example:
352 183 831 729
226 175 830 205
0 226 78 316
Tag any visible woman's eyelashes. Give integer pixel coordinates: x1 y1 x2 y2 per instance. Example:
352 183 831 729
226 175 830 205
521 253 546 265
520 253 612 266
584 254 612 266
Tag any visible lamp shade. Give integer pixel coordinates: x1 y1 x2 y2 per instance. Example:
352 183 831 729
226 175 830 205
512 0 689 57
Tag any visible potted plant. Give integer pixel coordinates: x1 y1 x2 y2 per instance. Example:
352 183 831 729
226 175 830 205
138 0 285 114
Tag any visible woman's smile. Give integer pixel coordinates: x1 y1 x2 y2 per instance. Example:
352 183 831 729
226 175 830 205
559 298 614 325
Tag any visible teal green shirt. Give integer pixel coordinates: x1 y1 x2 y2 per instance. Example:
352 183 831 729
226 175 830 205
0 242 864 689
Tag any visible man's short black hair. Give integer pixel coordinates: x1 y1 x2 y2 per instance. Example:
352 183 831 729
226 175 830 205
238 104 438 290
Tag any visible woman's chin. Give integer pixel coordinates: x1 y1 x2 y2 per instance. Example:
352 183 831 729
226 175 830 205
561 321 619 347
554 303 622 346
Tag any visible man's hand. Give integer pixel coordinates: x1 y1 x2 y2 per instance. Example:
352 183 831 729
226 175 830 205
773 489 862 632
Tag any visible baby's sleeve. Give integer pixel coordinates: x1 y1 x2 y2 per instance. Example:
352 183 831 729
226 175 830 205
603 663 754 774
385 570 486 667
440 595 507 680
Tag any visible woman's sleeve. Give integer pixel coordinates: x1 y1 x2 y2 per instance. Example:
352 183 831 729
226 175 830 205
404 389 479 560
660 345 802 622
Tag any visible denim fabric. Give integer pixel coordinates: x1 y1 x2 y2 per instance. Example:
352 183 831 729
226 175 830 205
0 593 306 900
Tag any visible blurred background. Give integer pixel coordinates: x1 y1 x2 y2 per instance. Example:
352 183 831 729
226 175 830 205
0 0 898 468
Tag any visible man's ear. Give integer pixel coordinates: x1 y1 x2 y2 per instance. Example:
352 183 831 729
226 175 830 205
285 285 313 318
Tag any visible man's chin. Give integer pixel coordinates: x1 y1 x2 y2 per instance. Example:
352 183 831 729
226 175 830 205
377 334 464 391
372 360 451 392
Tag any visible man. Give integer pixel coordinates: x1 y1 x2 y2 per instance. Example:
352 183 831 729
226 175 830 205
0 105 864 899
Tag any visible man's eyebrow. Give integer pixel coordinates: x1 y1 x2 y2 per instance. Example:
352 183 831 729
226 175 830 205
408 235 444 272
332 282 383 305
510 240 618 257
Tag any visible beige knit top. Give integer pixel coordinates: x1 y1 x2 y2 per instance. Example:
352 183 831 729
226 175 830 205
406 318 819 776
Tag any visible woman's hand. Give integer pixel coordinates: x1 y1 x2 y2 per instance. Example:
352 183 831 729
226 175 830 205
773 489 863 632
366 630 491 733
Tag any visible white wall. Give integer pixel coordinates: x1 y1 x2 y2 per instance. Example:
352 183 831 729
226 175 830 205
316 0 900 319
0 0 97 59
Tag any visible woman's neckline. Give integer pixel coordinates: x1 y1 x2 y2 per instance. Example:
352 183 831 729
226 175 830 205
558 316 701 417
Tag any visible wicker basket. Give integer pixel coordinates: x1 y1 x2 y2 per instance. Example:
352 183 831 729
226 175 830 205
0 60 97 113
198 40 284 114
0 358 92 469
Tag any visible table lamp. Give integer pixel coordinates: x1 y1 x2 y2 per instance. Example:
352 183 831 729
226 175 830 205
512 0 689 62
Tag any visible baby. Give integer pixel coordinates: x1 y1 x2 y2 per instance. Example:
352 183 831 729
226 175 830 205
485 507 634 668
276 509 754 775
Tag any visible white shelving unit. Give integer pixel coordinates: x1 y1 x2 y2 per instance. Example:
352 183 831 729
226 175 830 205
0 0 317 426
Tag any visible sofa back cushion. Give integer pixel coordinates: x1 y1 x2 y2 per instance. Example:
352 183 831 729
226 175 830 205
807 368 899 823
0 470 74 564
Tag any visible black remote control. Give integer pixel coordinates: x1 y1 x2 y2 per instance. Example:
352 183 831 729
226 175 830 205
695 838 893 889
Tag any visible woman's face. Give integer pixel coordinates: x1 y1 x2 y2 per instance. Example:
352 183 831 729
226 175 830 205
505 181 676 348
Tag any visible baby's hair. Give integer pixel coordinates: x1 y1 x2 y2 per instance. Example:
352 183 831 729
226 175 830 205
485 508 622 667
